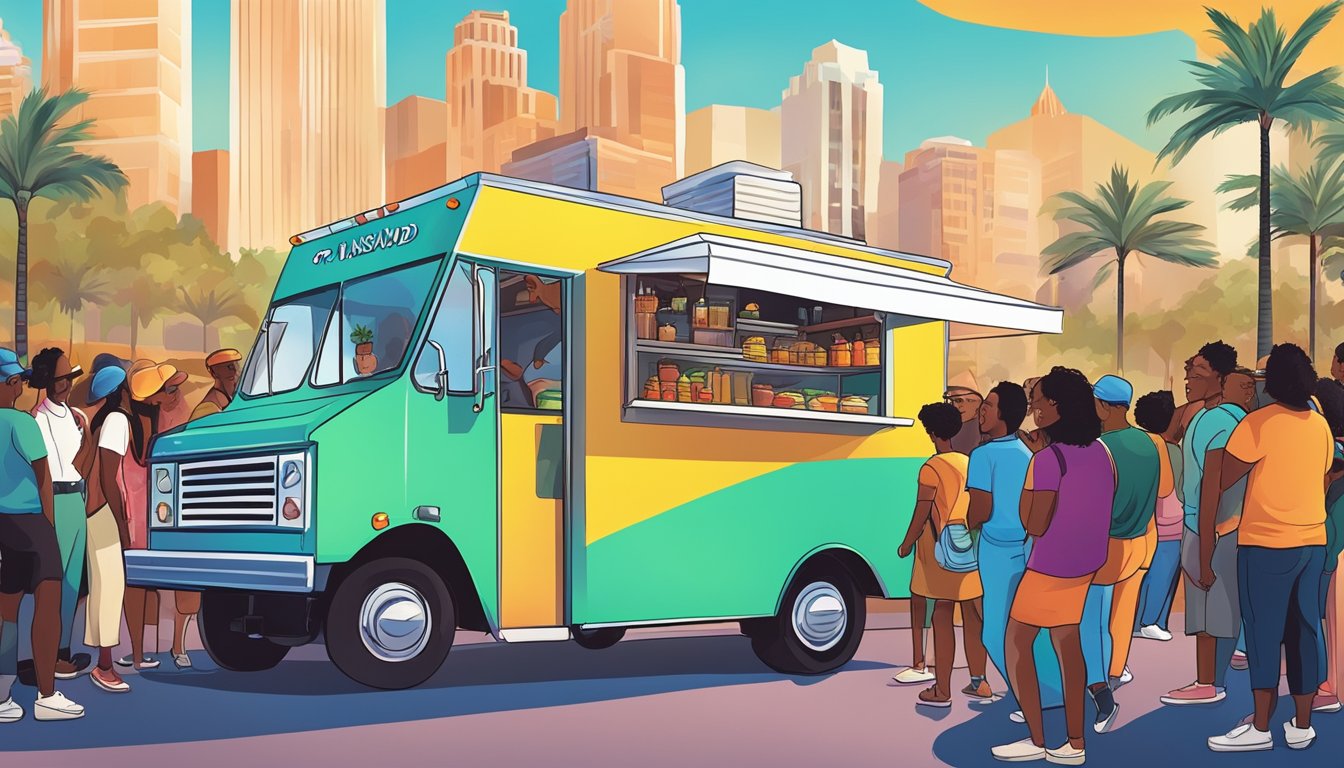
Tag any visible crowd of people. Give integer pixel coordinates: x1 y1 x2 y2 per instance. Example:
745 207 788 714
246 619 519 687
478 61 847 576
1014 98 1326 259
894 340 1344 763
0 345 241 722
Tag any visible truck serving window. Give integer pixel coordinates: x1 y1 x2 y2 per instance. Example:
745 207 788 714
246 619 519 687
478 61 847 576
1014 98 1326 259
241 286 338 397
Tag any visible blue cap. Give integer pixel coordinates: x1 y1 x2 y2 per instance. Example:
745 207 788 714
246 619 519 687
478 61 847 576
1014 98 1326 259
89 365 127 403
0 348 30 380
1093 374 1134 407
92 353 130 374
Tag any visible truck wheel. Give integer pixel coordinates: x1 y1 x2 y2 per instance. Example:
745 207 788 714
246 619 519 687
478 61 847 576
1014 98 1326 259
325 557 455 690
199 591 290 672
749 560 865 675
571 627 625 650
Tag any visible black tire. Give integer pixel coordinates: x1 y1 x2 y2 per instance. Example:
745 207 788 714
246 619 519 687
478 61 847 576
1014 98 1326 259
571 626 625 650
749 559 866 675
198 591 290 672
324 557 455 690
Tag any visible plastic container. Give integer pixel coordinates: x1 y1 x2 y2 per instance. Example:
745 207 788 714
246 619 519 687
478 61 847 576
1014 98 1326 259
658 360 680 382
693 328 733 347
708 300 732 329
693 298 709 328
536 390 563 410
636 312 657 340
865 337 880 366
634 292 659 315
829 336 852 367
851 337 866 367
732 372 753 405
658 324 677 342
751 383 775 407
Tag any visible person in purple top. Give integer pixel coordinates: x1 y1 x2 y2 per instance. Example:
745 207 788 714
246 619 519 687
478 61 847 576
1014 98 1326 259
992 367 1114 765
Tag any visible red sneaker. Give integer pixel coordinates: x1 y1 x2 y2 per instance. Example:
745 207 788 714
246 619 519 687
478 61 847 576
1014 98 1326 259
90 666 131 693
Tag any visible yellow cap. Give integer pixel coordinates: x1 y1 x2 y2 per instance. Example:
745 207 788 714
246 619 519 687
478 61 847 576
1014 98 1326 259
206 348 242 368
129 363 188 401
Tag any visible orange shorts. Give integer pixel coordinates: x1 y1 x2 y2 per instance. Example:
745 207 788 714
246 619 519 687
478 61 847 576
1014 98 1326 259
1093 534 1149 586
1010 570 1094 628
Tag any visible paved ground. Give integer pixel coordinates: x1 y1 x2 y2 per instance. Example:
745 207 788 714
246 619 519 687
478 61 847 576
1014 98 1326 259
3 604 1340 767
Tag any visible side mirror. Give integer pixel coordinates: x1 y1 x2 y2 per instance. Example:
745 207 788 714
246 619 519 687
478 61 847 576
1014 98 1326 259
427 340 449 402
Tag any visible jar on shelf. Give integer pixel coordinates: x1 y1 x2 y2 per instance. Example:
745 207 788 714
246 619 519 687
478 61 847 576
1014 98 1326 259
708 300 732 329
634 290 658 315
770 341 791 365
658 323 677 342
829 334 852 367
865 337 881 366
692 298 709 328
851 336 866 367
742 335 767 362
642 376 659 400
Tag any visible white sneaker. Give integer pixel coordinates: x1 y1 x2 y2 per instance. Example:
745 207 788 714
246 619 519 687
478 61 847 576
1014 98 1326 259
1119 666 1133 684
1010 709 1026 723
1045 743 1086 765
1139 625 1172 641
1208 724 1273 752
991 737 1047 762
0 696 22 723
1284 718 1316 750
33 691 85 721
890 666 936 685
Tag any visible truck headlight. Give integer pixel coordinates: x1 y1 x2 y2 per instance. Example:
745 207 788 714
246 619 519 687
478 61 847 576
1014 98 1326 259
281 460 302 489
150 463 176 527
277 451 309 528
156 502 172 523
155 467 173 494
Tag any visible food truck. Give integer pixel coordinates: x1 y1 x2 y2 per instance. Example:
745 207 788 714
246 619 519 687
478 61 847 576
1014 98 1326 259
126 170 1061 689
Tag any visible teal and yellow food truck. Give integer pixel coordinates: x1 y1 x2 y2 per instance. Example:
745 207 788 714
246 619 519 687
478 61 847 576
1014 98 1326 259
126 172 1060 689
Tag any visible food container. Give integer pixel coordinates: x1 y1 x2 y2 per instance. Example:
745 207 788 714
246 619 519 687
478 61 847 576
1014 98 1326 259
708 300 732 329
697 389 714 404
751 383 775 407
636 312 657 340
851 337 866 367
536 390 563 410
840 395 870 414
738 302 760 320
790 341 825 366
692 298 709 328
658 324 677 342
658 360 680 382
670 294 688 313
642 376 659 400
829 336 851 368
677 373 692 403
693 328 733 347
770 342 791 364
634 293 659 315
865 338 880 366
660 381 677 401
808 395 840 412
742 336 767 362
732 372 753 405
774 392 806 409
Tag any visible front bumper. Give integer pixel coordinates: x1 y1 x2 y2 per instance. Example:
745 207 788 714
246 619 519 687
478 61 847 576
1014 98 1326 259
125 550 315 593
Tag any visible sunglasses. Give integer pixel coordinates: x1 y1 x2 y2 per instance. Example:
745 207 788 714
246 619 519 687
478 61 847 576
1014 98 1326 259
943 395 981 405
163 384 179 395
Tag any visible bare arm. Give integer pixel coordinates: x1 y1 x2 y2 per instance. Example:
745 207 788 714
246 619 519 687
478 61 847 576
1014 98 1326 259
100 447 130 550
33 458 55 527
1021 489 1058 538
73 411 97 480
898 484 937 558
966 489 993 531
1196 447 1229 590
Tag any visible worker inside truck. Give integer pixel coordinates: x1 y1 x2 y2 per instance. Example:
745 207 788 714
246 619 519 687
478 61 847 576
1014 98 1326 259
499 272 564 410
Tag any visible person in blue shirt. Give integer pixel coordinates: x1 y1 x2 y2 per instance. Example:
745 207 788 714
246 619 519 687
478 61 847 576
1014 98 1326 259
966 380 1063 718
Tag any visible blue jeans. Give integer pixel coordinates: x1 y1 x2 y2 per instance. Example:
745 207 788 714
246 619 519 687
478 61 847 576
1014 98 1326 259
1081 583 1114 686
1137 540 1181 630
1238 545 1327 695
979 536 1063 709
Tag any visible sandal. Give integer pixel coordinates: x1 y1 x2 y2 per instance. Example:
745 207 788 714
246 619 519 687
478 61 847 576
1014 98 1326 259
917 686 952 708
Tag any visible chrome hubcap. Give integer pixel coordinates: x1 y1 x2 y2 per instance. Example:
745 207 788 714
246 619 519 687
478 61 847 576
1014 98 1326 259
359 582 431 662
792 581 847 652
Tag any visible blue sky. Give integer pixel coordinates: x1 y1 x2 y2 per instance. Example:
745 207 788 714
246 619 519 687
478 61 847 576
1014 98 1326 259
1 0 1196 159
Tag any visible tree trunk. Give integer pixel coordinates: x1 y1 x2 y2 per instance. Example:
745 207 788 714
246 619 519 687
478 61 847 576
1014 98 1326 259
1116 251 1127 373
202 322 208 353
1310 234 1318 363
14 195 29 361
68 309 75 350
130 306 138 358
1256 115 1274 361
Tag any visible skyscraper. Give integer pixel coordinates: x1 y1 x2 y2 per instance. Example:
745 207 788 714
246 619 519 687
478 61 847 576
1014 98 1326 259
0 20 31 118
231 0 386 252
866 160 902 250
42 0 192 213
191 149 229 249
558 0 685 180
446 10 557 179
387 95 449 200
780 40 883 240
684 105 780 176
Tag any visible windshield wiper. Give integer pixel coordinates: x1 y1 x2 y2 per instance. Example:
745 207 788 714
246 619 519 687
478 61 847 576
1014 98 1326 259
261 317 275 397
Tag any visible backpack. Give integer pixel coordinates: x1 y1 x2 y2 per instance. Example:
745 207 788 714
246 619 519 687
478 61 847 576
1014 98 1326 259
928 456 979 573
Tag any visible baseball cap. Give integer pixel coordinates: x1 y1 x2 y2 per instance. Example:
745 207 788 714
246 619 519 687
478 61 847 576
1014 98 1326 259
92 353 131 373
129 362 188 401
205 348 242 368
1093 374 1134 407
0 348 31 380
89 366 127 403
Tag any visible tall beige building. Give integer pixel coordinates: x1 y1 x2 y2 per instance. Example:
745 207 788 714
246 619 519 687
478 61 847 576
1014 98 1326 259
866 160 902 250
684 105 780 176
446 10 557 179
558 0 685 183
191 149 228 249
780 40 883 240
0 20 32 118
387 95 448 200
42 0 192 213
230 0 386 252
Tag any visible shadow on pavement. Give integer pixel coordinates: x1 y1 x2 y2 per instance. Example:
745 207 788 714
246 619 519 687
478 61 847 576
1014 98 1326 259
0 634 893 751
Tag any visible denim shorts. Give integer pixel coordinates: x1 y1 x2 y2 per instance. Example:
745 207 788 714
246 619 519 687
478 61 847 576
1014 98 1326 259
1237 545 1327 695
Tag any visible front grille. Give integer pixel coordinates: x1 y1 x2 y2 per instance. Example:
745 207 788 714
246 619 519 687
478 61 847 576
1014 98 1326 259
177 456 278 526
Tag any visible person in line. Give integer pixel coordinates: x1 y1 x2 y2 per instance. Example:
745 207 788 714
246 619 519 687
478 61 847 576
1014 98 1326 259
899 402 989 707
1084 375 1171 733
1314 379 1344 715
1135 391 1186 641
992 367 1113 765
945 383 987 455
1161 343 1246 707
966 381 1064 718
189 348 240 421
1207 343 1334 752
85 363 134 693
1332 342 1344 388
25 349 94 681
116 360 187 671
0 348 84 721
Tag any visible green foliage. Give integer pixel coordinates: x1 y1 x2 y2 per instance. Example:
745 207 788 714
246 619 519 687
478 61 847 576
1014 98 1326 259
349 324 374 345
1219 157 1344 239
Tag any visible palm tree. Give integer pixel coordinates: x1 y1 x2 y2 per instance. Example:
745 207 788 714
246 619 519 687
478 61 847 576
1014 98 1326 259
177 283 258 353
1043 165 1218 372
1219 157 1344 360
30 254 111 349
1146 2 1344 360
0 87 127 361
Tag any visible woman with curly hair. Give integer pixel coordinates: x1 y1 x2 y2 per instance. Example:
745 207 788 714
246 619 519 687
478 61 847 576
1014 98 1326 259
992 367 1113 765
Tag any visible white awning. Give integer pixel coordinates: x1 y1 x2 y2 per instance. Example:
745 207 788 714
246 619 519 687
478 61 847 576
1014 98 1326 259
598 234 1062 336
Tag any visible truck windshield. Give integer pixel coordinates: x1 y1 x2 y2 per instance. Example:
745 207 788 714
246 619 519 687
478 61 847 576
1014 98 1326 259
241 287 339 397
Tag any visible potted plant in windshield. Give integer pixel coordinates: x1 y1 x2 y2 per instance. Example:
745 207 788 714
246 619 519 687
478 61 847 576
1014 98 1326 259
351 324 378 375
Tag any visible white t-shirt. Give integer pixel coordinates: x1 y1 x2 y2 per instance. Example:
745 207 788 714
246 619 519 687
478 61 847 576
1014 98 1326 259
98 411 131 457
34 399 86 483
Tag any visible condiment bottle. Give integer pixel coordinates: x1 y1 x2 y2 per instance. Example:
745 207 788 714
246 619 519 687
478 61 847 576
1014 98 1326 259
829 333 851 367
693 298 709 328
865 337 880 366
851 335 865 367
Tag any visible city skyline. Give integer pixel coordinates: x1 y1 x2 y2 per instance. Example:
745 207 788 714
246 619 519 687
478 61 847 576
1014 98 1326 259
0 0 1198 161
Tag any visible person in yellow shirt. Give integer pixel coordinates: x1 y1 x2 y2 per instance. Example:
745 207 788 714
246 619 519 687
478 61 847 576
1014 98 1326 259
1206 344 1335 753
189 349 241 422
